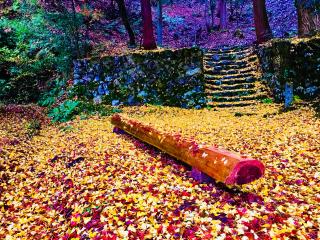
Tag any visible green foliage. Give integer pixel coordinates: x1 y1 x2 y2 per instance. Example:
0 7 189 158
262 98 274 104
293 95 303 103
48 100 80 123
206 105 213 110
0 0 88 103
38 78 67 107
48 99 121 123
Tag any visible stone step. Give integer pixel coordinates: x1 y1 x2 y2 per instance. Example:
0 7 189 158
204 61 258 74
205 72 255 79
207 46 252 54
206 93 268 102
206 76 257 85
205 82 256 91
204 55 258 65
206 59 249 66
205 88 257 97
204 51 254 62
207 100 258 108
204 46 267 108
204 69 240 75
204 62 253 70
204 67 257 76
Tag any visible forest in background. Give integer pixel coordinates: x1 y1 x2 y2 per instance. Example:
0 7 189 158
0 0 319 105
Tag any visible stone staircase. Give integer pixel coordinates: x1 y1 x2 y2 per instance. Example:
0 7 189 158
204 45 269 108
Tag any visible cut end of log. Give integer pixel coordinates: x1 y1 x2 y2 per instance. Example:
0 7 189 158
225 160 265 185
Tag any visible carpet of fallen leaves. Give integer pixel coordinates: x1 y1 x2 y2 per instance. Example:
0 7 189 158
0 104 319 239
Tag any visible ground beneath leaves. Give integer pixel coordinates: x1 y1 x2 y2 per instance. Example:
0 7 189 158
0 104 319 239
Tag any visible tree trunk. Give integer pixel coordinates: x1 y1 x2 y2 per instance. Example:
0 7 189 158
219 0 227 30
157 0 163 47
229 0 235 21
216 0 221 18
116 0 136 47
204 0 210 32
141 0 157 50
297 5 320 37
253 0 273 43
111 114 265 185
209 0 216 27
70 0 80 58
83 0 91 57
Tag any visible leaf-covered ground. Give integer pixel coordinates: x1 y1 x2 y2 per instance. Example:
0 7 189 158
0 104 319 239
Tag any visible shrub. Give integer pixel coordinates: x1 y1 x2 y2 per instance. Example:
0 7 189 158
0 0 88 103
261 98 273 104
48 99 121 123
48 100 80 123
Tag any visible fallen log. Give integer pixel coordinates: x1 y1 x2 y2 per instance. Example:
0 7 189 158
111 114 265 185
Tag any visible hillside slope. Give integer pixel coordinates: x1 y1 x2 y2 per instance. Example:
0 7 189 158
98 0 298 54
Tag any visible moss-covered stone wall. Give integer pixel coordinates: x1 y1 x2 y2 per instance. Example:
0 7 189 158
73 48 205 108
256 36 320 101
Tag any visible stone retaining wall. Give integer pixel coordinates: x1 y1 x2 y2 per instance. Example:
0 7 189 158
73 48 206 108
256 36 320 101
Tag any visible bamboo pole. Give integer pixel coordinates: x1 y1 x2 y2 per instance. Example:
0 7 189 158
111 114 265 185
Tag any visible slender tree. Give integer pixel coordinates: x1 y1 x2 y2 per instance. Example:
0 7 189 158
209 0 216 27
70 0 80 58
116 0 136 47
219 0 227 30
140 0 157 49
253 0 272 43
157 0 163 46
204 0 210 31
296 0 320 37
216 0 221 18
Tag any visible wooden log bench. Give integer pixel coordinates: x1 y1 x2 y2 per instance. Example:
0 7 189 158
111 114 265 185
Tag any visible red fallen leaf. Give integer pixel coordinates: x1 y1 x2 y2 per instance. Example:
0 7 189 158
148 184 155 192
237 207 247 216
65 179 74 188
104 152 111 161
85 219 100 230
268 213 285 223
181 191 191 197
182 229 195 239
189 141 199 156
167 224 176 234
272 151 281 157
124 187 134 194
243 218 262 231
157 225 163 234
92 208 102 220
203 233 214 239
244 232 255 239
70 221 77 227
84 193 92 201
131 230 145 240
62 234 70 240
101 234 117 240
257 233 272 240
